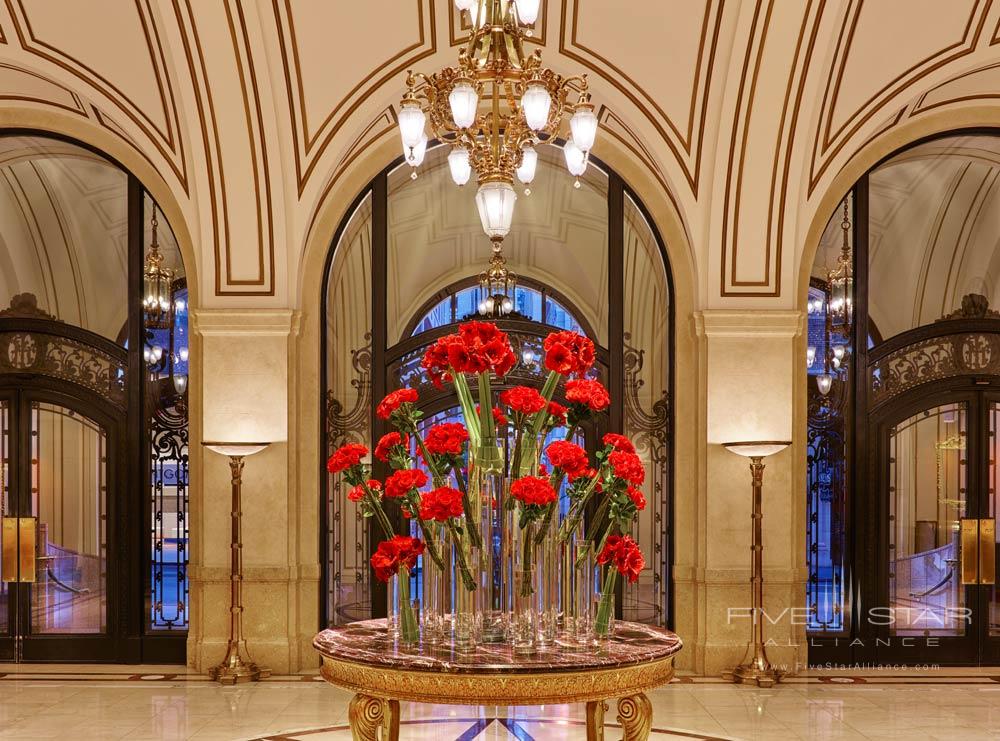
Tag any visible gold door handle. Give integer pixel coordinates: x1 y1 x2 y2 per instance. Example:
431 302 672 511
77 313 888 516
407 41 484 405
960 518 997 586
1 516 36 583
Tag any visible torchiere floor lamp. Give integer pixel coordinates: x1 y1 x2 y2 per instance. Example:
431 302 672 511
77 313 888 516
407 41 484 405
202 441 272 684
721 440 792 688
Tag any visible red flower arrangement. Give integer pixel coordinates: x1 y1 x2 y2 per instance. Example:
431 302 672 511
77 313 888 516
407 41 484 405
546 440 590 480
419 486 465 522
370 535 424 583
500 385 547 416
546 401 568 427
626 485 647 511
385 468 429 499
597 534 644 583
602 433 635 453
511 476 558 507
327 443 368 475
348 479 381 503
374 432 409 463
376 388 418 420
565 379 611 412
543 330 596 376
609 450 645 486
420 323 517 388
423 423 469 457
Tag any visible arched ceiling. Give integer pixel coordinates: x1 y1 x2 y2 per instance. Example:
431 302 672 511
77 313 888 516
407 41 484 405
0 1 997 309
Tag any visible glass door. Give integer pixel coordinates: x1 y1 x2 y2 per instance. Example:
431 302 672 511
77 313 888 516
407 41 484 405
0 390 118 662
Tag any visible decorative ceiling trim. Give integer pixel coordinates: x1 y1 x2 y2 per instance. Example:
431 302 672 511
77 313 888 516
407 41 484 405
4 0 189 192
272 0 436 195
909 60 1000 115
0 60 86 115
558 0 723 195
808 0 992 195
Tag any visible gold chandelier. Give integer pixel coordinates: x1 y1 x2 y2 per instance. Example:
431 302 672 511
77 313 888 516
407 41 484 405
143 204 173 331
478 241 517 316
398 0 597 244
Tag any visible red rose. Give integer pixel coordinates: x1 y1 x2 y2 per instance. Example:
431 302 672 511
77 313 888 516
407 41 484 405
422 323 516 385
511 475 558 506
374 432 409 462
384 468 429 498
376 388 418 420
500 385 547 415
327 443 368 474
348 479 381 503
370 535 424 582
418 486 465 522
546 440 590 478
609 450 645 486
565 379 611 412
602 433 635 453
626 485 646 511
547 401 568 426
543 330 596 377
424 423 469 457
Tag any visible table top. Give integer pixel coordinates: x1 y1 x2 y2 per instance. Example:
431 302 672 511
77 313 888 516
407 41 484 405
313 619 682 675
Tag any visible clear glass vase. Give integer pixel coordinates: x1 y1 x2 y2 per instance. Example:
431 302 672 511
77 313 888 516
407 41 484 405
535 516 558 646
511 520 537 654
594 566 618 642
474 448 508 644
420 524 450 644
559 526 594 650
390 566 421 646
452 524 480 649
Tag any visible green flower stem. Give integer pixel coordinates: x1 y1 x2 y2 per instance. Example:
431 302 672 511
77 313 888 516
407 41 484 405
361 483 395 539
410 432 444 485
446 520 477 592
449 461 483 550
509 426 525 481
519 521 535 598
476 373 503 472
557 469 602 543
397 565 420 643
452 371 481 449
409 498 446 569
595 567 618 636
528 371 561 439
533 499 558 546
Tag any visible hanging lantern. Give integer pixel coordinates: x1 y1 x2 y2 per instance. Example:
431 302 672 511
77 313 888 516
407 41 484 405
828 198 853 332
143 205 174 330
478 241 517 317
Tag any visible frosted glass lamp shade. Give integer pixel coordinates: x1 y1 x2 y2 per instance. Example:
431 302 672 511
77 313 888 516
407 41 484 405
806 346 816 368
449 82 479 129
522 84 551 131
202 441 271 458
397 102 426 151
816 373 834 395
448 147 472 185
570 107 598 151
514 0 540 23
455 0 475 9
563 138 588 176
475 181 517 240
516 145 538 184
722 441 792 459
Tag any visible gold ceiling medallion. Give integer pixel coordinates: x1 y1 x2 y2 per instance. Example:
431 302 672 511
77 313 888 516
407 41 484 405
398 0 596 245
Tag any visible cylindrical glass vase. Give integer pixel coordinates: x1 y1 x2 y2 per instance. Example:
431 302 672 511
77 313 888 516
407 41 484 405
452 525 480 649
559 527 594 650
474 449 508 644
510 520 537 654
390 566 421 646
420 525 450 644
594 566 618 643
535 516 558 646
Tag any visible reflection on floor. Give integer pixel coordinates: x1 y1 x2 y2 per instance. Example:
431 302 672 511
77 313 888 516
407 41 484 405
3 665 1000 739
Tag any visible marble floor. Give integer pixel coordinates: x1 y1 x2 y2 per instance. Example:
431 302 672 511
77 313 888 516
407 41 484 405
0 665 999 740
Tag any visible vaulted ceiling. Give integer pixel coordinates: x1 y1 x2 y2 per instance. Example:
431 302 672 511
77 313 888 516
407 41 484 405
0 1 997 311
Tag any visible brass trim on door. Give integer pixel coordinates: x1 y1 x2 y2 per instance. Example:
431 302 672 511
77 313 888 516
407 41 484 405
980 518 996 586
17 517 34 583
1 517 15 582
962 518 980 585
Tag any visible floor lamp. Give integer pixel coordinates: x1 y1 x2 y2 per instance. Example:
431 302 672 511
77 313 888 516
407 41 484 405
721 440 792 688
202 441 272 684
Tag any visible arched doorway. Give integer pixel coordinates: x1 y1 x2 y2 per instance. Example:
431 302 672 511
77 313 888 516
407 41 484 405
807 131 1000 666
0 133 189 663
321 143 674 628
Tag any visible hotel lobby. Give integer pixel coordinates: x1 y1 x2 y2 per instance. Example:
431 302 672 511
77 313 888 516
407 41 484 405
2 1 1000 739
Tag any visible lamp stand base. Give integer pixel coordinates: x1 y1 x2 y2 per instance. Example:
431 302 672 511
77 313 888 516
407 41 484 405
722 662 783 689
209 644 271 685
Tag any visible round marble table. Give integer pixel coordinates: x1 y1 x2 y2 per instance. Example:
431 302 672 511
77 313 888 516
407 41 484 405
314 619 682 741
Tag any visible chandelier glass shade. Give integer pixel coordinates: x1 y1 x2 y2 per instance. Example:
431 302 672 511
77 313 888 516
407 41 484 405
400 0 597 242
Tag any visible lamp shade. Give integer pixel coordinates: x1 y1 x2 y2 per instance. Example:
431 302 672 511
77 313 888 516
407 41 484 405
449 82 479 129
816 373 833 395
454 0 474 8
563 138 588 176
722 441 792 459
514 0 540 23
202 441 271 458
397 101 426 151
522 84 551 131
475 181 517 240
516 144 537 184
407 134 428 167
570 106 598 152
448 146 472 185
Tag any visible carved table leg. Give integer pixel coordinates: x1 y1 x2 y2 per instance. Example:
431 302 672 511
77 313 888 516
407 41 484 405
586 700 608 740
617 693 653 741
348 694 400 741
